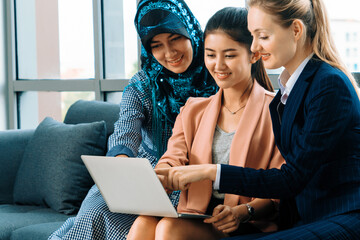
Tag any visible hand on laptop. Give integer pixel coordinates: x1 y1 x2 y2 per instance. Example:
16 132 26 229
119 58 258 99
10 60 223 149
154 163 173 194
155 164 217 191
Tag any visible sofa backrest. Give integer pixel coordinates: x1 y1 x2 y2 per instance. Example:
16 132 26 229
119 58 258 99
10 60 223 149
0 129 35 204
64 100 120 140
0 100 120 205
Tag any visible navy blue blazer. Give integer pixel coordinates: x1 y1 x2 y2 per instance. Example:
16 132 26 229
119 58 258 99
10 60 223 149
219 58 360 224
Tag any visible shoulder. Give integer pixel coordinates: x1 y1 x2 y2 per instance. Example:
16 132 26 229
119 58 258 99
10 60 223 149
309 60 347 85
182 95 215 112
177 95 217 122
185 95 214 106
316 61 347 80
128 70 148 85
312 61 354 95
121 70 152 108
125 70 151 96
174 95 217 131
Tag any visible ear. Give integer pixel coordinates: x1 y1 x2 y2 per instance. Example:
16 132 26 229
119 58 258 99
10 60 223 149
292 19 304 41
250 51 261 64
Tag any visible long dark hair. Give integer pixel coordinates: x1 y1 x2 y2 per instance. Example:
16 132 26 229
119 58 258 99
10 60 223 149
204 7 273 92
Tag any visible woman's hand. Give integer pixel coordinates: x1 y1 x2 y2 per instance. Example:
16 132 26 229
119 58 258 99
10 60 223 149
154 164 217 191
204 204 248 234
155 163 173 194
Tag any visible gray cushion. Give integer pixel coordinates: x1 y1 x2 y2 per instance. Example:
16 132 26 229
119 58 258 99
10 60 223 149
13 117 107 215
0 129 34 204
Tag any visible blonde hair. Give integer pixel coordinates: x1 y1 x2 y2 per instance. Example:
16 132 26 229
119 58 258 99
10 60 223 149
247 0 360 97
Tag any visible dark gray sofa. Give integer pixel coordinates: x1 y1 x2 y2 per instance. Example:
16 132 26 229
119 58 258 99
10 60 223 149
0 100 120 240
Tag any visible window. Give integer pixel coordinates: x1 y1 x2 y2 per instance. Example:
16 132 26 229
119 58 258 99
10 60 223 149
16 0 95 80
327 0 360 73
0 2 6 130
17 91 95 129
3 0 360 130
103 0 138 79
14 0 97 128
186 1 245 28
5 0 247 130
346 48 351 57
6 0 128 129
346 32 351 42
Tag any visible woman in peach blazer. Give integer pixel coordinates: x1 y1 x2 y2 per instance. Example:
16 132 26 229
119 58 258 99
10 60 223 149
159 80 283 232
128 7 284 240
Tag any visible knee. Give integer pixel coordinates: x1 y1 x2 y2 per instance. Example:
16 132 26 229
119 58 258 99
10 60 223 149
136 215 159 228
128 216 159 240
155 218 180 240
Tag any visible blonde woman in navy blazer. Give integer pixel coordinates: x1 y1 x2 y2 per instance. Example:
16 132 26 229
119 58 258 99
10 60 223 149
156 0 360 239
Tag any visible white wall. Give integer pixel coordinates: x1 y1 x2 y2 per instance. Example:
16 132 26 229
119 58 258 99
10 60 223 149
0 0 7 130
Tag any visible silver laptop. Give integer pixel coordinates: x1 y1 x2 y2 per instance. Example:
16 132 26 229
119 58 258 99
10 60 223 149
81 155 211 218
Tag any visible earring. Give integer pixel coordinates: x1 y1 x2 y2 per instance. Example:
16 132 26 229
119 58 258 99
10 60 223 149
251 51 261 63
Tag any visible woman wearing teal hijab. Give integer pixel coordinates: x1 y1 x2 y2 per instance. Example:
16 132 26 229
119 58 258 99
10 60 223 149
48 0 217 239
132 0 217 158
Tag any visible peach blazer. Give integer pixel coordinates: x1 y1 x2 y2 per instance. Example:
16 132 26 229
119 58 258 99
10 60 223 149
157 81 285 232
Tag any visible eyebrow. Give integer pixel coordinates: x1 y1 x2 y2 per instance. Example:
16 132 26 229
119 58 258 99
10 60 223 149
205 48 238 52
151 33 176 44
251 28 267 34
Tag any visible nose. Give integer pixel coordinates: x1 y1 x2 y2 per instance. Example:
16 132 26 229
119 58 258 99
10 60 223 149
250 38 260 53
215 56 226 70
164 44 177 58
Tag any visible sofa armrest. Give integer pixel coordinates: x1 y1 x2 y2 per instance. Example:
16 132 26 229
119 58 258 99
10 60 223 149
0 129 34 204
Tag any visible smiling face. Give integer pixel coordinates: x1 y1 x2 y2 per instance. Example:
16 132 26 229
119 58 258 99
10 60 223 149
204 31 254 90
248 6 297 71
150 33 193 74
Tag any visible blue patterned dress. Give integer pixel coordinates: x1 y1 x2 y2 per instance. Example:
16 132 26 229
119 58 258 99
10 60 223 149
49 0 217 238
48 71 180 240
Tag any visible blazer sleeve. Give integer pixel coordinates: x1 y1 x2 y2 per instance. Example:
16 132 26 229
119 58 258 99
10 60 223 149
219 72 358 199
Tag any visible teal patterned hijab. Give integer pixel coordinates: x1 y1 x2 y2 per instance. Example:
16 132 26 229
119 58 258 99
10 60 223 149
134 0 217 157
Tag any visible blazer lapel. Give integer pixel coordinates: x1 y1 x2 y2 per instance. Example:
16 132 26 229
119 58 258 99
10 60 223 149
281 59 320 148
228 81 264 167
189 90 222 164
269 91 283 152
225 81 265 206
186 90 222 212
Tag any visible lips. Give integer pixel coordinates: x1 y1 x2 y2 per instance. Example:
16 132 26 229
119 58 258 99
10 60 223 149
215 72 231 80
167 55 183 66
261 53 270 61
